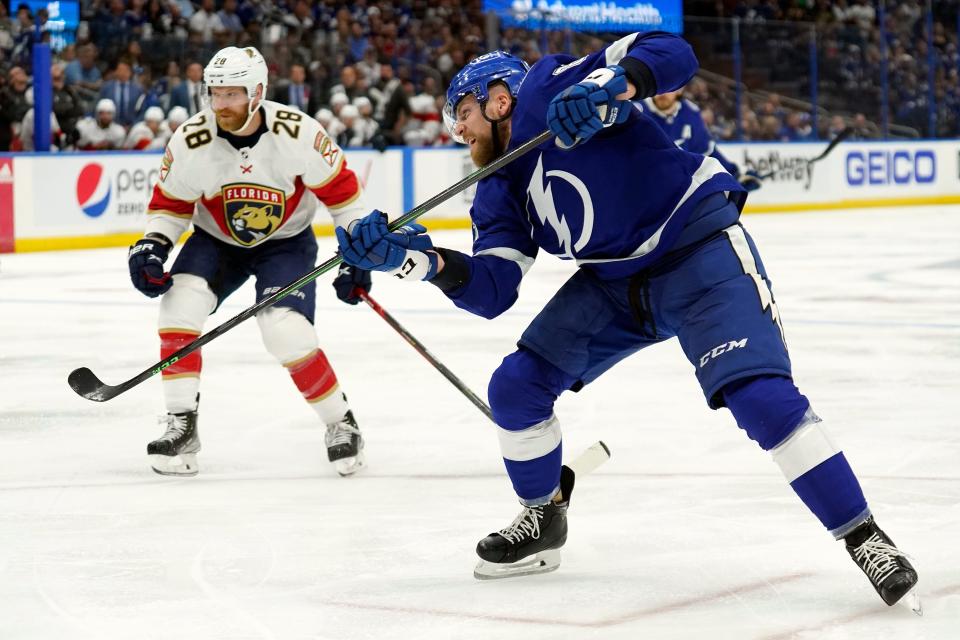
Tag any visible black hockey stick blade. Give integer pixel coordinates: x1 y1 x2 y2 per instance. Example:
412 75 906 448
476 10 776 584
67 129 555 402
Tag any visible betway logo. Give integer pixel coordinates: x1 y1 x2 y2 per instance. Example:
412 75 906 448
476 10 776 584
699 338 748 368
742 150 815 189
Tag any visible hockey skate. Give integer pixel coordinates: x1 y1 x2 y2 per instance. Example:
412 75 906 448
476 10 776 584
147 408 200 477
325 410 365 476
845 517 921 614
474 466 575 580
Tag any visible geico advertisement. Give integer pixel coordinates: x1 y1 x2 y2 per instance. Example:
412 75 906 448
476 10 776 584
723 141 958 204
18 152 162 235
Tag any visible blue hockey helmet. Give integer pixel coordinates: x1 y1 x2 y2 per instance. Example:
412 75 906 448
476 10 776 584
443 51 529 144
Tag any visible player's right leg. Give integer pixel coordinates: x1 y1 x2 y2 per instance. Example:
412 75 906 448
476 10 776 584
477 270 655 579
152 272 216 476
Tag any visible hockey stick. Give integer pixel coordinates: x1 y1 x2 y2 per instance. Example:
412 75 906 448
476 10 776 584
755 126 853 180
354 288 613 476
354 287 494 422
68 130 554 402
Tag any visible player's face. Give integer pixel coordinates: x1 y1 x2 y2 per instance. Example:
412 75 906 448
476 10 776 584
210 86 252 132
652 90 681 111
454 94 509 167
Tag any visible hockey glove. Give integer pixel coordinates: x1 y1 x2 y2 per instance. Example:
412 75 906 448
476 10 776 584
128 236 172 298
738 170 762 192
546 65 631 148
335 211 438 281
332 264 372 305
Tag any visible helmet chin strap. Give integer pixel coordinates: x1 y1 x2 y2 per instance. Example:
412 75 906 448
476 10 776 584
236 85 264 133
481 95 516 159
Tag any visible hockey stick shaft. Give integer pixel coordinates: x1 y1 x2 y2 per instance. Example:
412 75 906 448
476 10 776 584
756 126 853 180
355 288 494 422
68 130 554 402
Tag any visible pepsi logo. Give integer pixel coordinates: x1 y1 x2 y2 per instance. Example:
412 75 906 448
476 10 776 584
76 163 111 217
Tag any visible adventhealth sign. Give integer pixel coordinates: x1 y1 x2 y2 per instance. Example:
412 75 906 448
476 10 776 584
484 0 683 33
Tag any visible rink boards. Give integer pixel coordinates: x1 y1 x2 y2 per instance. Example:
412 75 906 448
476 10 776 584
1 139 959 253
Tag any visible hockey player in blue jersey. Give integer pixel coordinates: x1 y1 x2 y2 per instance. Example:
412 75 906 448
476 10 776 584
641 87 762 195
335 32 919 609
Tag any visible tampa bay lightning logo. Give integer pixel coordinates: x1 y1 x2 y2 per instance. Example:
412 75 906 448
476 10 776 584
525 154 594 258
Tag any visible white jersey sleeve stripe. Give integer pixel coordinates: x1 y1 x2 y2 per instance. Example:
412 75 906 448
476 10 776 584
475 247 536 276
605 33 639 67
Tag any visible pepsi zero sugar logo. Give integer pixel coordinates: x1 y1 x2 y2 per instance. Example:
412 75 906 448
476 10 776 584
75 161 160 218
76 163 111 217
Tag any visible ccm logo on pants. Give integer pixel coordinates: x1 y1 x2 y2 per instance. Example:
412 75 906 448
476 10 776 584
700 338 748 368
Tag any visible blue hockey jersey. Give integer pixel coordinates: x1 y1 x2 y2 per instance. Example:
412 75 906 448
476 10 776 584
639 97 740 177
445 32 744 319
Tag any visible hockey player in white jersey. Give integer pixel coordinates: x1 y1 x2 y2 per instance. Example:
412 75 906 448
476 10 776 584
127 46 372 477
123 106 166 150
76 99 126 150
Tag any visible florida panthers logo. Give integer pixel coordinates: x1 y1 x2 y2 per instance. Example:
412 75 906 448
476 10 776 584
222 183 285 245
525 154 594 259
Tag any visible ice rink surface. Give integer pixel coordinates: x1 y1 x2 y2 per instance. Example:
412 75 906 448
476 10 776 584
1 206 958 639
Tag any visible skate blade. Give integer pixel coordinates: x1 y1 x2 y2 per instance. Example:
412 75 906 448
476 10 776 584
473 549 561 580
333 452 365 477
149 453 199 477
900 589 923 616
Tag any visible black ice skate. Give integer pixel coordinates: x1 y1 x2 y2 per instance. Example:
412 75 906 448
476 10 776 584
147 407 200 477
845 517 921 614
474 466 575 580
325 410 365 476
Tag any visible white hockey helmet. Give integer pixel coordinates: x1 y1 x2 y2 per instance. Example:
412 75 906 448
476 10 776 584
144 106 165 122
96 98 117 114
203 46 268 101
167 106 189 125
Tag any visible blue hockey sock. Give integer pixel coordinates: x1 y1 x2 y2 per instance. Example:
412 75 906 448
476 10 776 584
488 348 577 504
724 375 870 537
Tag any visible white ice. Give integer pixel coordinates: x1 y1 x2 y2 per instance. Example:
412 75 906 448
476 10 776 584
1 206 958 640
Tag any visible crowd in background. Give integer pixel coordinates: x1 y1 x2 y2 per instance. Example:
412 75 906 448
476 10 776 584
0 0 958 152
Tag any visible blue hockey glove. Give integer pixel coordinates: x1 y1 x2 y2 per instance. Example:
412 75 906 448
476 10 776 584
546 65 631 148
336 211 407 271
335 212 439 281
383 223 439 281
128 236 172 298
332 264 372 305
738 170 762 192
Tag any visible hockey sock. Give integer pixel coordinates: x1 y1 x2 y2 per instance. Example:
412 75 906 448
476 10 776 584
160 330 202 413
488 348 577 505
723 375 869 538
286 349 349 424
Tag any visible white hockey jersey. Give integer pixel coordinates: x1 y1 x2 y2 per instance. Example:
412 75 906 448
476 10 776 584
75 117 126 150
145 100 365 248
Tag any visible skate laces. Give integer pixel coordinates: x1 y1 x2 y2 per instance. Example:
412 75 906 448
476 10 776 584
325 420 360 447
853 534 908 584
499 506 543 543
157 413 190 442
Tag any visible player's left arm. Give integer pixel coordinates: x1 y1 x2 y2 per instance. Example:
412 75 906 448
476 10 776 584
302 119 367 229
547 31 698 147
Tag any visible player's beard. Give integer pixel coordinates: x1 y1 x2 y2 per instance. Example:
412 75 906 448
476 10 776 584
215 106 249 133
470 123 511 167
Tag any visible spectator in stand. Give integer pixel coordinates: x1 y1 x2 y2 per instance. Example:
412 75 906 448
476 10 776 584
779 111 814 141
0 3 14 59
0 65 30 151
368 63 400 121
169 61 205 116
10 4 36 68
51 62 84 147
189 0 223 43
332 65 365 101
218 0 244 35
76 98 126 150
99 60 144 127
273 63 313 112
352 95 380 144
65 44 103 106
20 88 62 151
124 105 166 149
92 0 132 63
